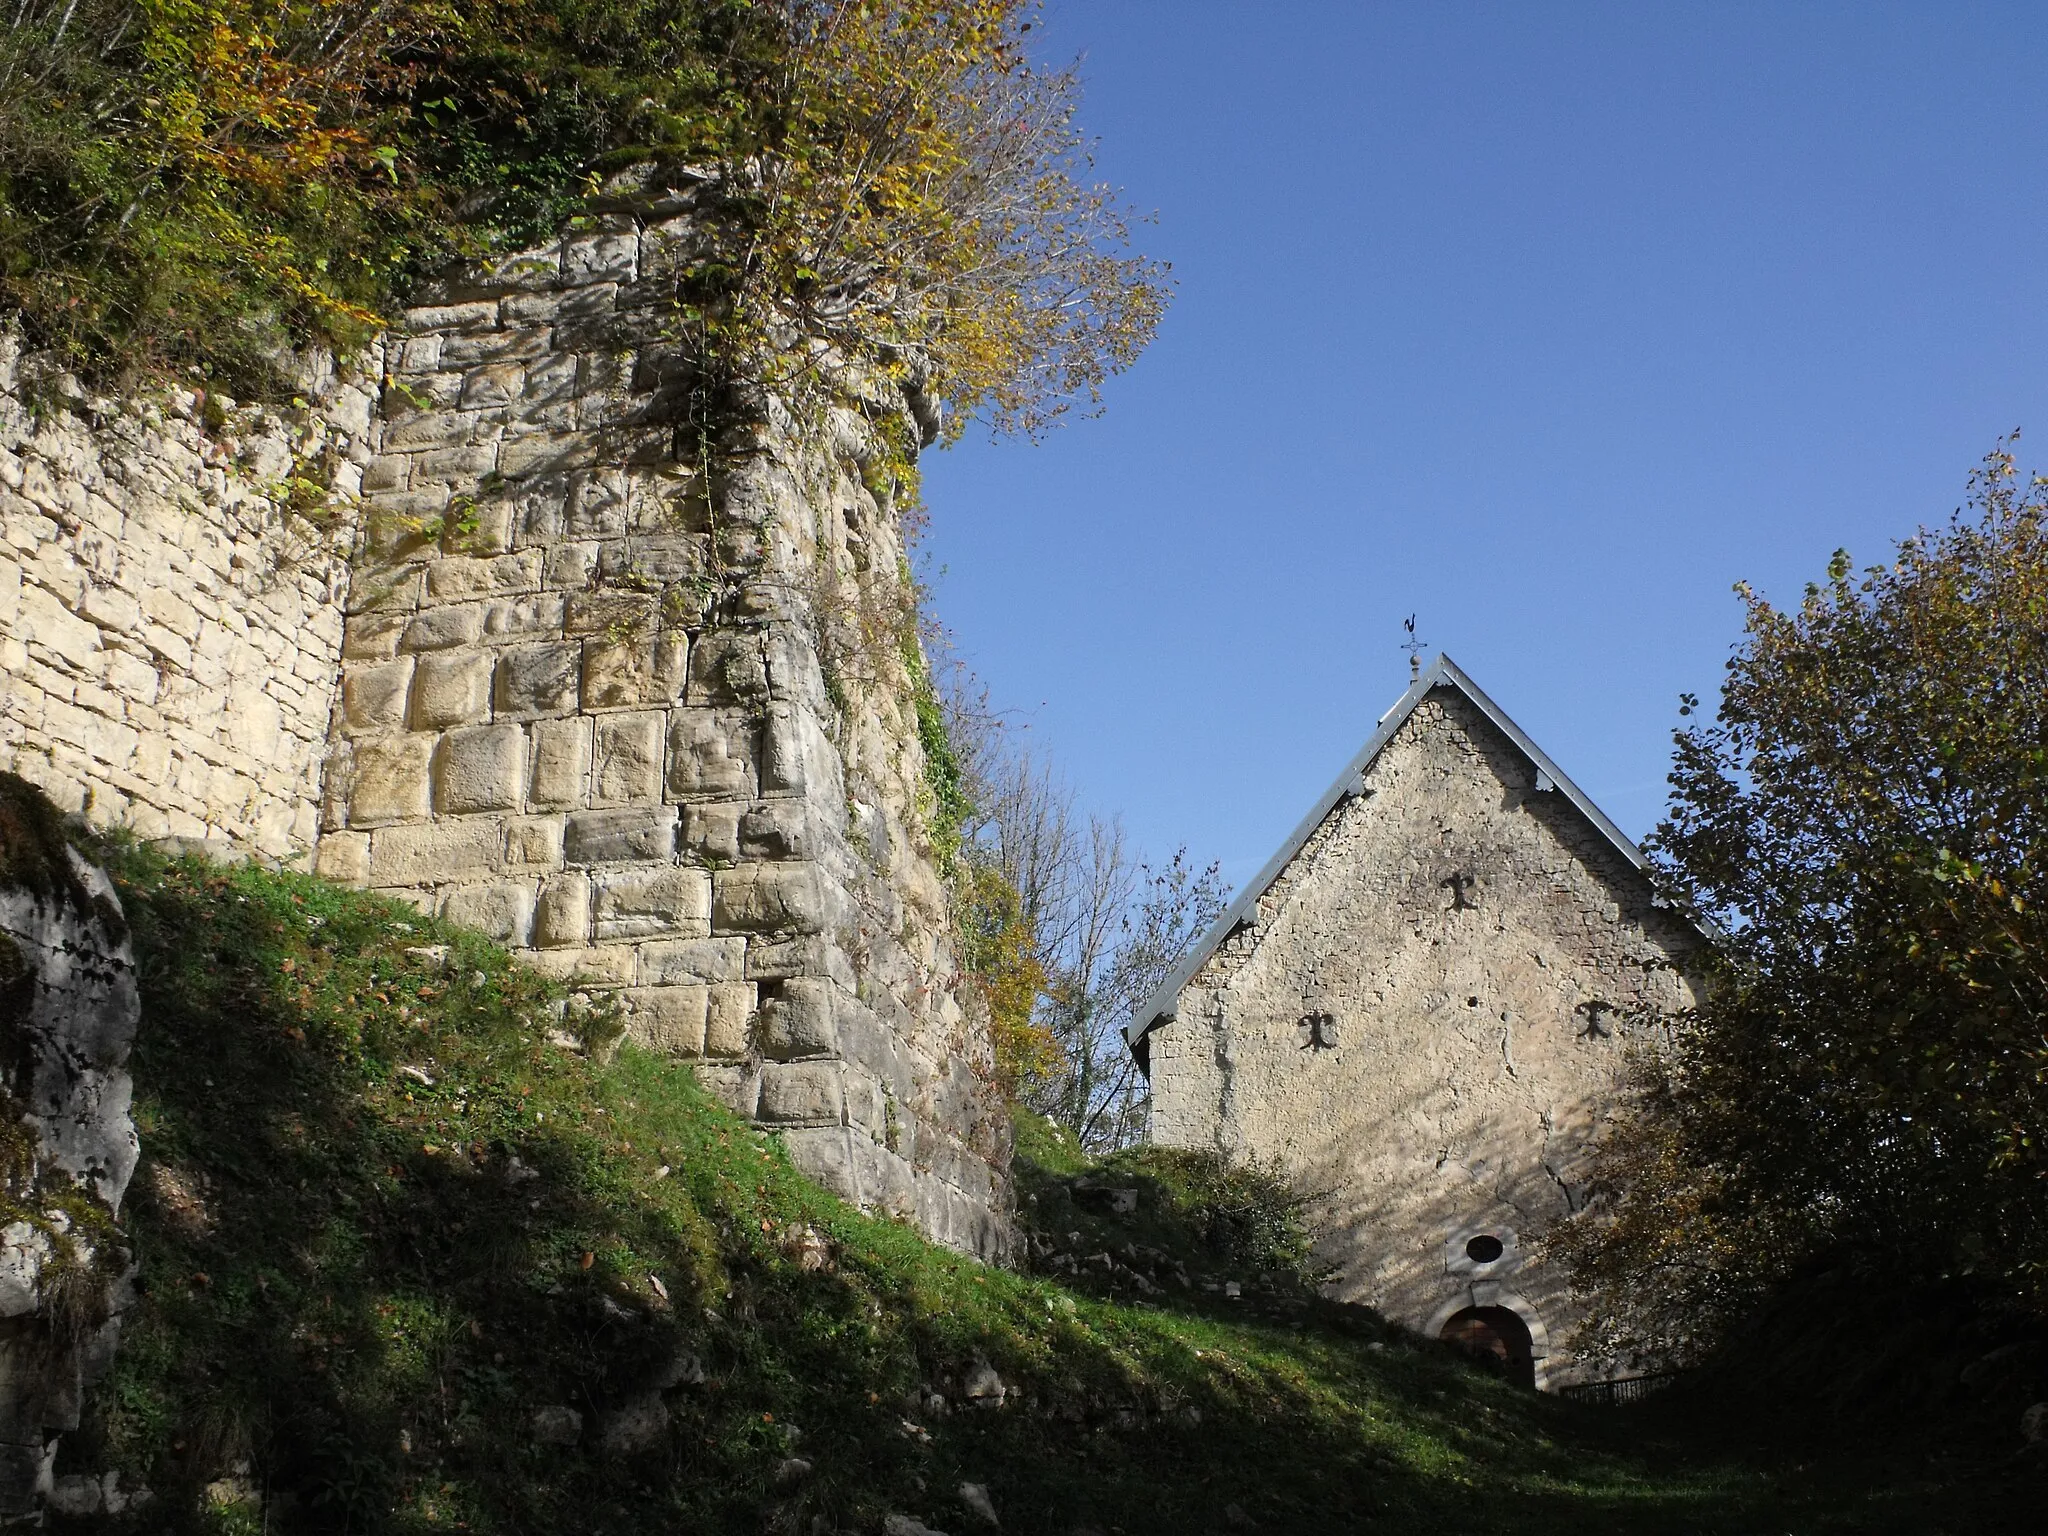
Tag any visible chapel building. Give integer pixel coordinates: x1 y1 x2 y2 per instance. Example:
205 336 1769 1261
1127 655 1702 1389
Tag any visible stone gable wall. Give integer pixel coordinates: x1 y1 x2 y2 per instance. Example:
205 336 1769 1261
1146 688 1698 1384
0 342 371 857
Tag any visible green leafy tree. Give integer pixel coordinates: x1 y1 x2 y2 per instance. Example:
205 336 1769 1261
1558 445 2048 1363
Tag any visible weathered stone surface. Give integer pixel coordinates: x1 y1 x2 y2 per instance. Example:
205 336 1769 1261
532 872 591 948
0 805 142 1519
563 807 676 865
1143 681 1702 1389
758 1061 844 1124
659 712 757 806
342 660 414 732
346 734 436 824
0 344 364 860
759 978 838 1059
592 866 710 941
705 982 755 1056
369 818 502 884
495 642 582 717
528 716 591 808
712 861 837 935
622 985 706 1056
637 936 747 984
440 881 534 944
591 711 665 805
433 724 527 813
411 652 494 727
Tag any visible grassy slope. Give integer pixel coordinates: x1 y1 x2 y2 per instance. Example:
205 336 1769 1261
57 847 2039 1534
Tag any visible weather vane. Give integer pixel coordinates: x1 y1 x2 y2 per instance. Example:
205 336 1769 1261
1401 614 1426 680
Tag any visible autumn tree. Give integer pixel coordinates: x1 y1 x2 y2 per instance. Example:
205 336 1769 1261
2 0 1168 437
1558 446 2048 1363
943 665 1224 1148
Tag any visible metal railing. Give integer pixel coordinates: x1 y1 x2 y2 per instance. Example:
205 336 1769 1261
1559 1371 1681 1406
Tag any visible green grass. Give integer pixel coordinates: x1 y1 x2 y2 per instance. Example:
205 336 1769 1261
57 844 2045 1533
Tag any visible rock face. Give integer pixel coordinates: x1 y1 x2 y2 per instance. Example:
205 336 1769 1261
0 775 141 1519
1136 659 1701 1387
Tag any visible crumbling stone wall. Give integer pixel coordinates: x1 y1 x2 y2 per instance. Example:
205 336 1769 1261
313 195 1010 1259
0 191 1012 1261
1146 688 1698 1385
0 339 369 860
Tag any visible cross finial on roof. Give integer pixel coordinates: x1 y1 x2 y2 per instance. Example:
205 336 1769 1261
1401 614 1425 681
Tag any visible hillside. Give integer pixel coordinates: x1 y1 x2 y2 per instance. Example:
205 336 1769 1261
47 841 2039 1534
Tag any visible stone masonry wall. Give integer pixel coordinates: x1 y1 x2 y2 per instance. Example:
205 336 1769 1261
1147 688 1697 1385
312 195 1011 1259
0 339 370 859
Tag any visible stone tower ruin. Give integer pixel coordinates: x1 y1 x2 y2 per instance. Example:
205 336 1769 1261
0 183 1010 1260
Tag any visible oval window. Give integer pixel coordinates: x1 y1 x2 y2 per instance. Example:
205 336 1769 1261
1465 1234 1505 1264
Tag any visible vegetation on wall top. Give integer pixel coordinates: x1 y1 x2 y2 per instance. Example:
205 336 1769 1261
0 0 1166 434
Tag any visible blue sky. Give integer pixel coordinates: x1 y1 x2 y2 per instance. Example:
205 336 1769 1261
920 1 2048 890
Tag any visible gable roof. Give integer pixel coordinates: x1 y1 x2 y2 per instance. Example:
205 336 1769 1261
1125 653 1663 1063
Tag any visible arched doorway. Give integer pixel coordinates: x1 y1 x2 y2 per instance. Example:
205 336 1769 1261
1440 1305 1536 1388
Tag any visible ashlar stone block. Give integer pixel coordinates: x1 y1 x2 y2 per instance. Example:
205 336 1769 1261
528 716 591 808
637 936 748 985
592 865 711 941
369 817 502 884
713 861 838 936
496 642 581 717
681 801 744 863
504 815 564 868
532 872 591 948
346 733 435 824
313 831 370 884
622 986 706 1057
591 711 665 805
666 709 756 800
410 651 493 727
580 636 656 710
441 881 534 945
522 945 635 985
706 983 757 1057
758 977 839 1060
738 800 817 860
563 806 677 864
341 659 413 732
758 1061 845 1125
778 1126 862 1205
402 604 483 652
433 724 526 813
425 551 542 600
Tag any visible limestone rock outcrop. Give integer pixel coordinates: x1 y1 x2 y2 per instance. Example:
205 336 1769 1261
0 774 141 1521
